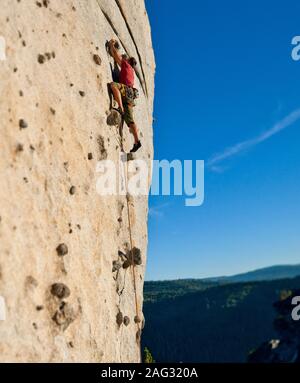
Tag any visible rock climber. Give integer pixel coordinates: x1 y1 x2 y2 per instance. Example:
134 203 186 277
109 39 142 153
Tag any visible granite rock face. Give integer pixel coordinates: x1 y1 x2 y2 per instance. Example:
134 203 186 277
0 0 155 362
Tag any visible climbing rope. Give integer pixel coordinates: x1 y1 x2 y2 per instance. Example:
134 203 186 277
106 40 142 361
120 117 142 361
124 163 140 320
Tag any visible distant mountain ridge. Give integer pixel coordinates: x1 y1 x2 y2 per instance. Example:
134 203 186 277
144 264 300 303
206 264 300 283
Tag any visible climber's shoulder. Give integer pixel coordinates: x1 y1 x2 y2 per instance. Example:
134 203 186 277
121 58 131 69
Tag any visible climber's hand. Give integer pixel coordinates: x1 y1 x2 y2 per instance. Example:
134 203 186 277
109 39 116 48
109 40 122 66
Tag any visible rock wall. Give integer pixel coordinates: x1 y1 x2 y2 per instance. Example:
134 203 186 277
248 290 300 363
0 0 155 362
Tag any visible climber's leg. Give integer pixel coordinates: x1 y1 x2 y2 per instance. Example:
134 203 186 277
123 101 142 153
123 104 139 143
129 123 139 144
110 82 124 114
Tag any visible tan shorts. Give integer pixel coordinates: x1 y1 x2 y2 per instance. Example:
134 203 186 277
112 82 135 126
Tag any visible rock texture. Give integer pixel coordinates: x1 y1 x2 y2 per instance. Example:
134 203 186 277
0 0 155 362
248 290 300 363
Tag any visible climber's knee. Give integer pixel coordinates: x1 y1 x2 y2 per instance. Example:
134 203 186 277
111 82 122 91
124 105 135 127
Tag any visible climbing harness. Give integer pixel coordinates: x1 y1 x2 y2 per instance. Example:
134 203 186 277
124 86 139 107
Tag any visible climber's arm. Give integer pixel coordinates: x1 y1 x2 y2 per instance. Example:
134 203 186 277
109 40 122 67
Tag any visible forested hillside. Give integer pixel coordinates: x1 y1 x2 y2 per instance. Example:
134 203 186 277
142 276 300 362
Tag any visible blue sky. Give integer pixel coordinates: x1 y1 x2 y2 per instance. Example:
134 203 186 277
145 0 300 280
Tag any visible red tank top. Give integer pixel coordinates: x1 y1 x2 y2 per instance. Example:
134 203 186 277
119 59 134 87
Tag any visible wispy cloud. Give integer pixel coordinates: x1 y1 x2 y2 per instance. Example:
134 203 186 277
207 108 300 171
149 202 172 218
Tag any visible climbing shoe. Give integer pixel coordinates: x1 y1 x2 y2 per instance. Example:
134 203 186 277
130 141 142 153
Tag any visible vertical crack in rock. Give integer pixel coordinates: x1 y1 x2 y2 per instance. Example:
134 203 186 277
114 0 148 96
98 3 147 96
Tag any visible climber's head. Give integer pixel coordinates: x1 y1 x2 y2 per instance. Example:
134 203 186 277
129 57 137 68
